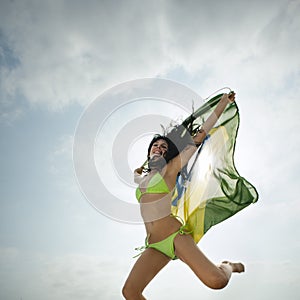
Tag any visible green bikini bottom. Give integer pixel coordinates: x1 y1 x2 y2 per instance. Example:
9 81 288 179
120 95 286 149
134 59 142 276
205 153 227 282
135 224 190 260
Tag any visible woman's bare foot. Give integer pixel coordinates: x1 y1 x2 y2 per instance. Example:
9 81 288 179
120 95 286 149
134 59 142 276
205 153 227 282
222 261 245 273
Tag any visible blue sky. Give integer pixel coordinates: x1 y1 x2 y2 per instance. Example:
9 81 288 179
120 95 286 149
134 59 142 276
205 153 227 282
1 0 299 299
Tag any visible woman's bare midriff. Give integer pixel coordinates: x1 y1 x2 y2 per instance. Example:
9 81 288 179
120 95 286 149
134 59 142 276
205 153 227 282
140 193 182 243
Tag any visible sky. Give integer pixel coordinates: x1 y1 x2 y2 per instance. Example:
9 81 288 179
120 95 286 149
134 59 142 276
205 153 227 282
0 0 300 299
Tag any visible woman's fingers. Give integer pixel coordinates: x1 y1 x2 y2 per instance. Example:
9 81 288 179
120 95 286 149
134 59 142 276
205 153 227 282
228 91 236 103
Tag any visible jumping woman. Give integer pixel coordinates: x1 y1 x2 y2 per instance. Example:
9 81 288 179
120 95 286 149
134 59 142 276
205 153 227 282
122 92 246 300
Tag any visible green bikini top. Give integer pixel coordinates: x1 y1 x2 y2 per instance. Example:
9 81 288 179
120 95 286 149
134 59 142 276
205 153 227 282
136 172 170 202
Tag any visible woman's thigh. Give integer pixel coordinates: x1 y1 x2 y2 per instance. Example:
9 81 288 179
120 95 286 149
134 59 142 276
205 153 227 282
174 234 227 288
124 248 170 293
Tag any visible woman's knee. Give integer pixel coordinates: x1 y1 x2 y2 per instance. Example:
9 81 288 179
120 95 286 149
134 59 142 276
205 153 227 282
206 273 229 290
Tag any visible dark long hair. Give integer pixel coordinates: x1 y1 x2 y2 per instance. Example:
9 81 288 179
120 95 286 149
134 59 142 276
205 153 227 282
146 125 195 171
147 135 179 164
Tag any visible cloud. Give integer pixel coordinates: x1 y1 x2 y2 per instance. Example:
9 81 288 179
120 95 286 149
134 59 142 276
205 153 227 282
0 0 172 110
41 254 126 299
0 0 297 112
0 249 129 300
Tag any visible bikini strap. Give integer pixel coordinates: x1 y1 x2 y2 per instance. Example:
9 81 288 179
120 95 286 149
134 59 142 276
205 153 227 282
171 213 185 224
133 245 146 258
171 214 193 235
133 234 150 258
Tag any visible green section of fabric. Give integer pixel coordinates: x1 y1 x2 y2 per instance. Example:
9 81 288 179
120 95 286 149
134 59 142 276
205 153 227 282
202 97 258 234
203 175 258 234
185 205 205 243
136 172 170 201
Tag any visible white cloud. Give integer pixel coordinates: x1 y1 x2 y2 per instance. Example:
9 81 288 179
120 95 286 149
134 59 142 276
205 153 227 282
41 254 126 300
0 0 297 111
0 0 171 109
0 249 128 300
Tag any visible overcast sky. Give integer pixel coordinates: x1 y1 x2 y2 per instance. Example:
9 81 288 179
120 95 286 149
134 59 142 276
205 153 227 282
1 0 299 299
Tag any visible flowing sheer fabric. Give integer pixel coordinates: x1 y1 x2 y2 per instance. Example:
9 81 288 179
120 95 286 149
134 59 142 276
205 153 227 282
169 94 258 243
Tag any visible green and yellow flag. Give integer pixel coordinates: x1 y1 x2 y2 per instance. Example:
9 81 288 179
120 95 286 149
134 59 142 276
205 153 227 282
170 94 258 243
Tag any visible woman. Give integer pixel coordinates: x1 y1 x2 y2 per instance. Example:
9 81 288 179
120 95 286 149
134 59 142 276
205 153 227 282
122 92 244 300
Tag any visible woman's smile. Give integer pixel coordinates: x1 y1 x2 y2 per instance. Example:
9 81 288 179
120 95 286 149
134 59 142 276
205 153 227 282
150 139 168 158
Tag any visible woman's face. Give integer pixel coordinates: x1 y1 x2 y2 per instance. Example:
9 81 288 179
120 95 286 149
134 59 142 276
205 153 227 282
149 139 168 159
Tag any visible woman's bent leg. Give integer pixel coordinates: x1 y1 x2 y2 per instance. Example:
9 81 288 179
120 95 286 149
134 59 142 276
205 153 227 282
174 234 245 290
122 248 170 299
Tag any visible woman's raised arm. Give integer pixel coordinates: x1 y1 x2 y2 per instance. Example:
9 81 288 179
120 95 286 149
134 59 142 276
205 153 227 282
168 92 235 175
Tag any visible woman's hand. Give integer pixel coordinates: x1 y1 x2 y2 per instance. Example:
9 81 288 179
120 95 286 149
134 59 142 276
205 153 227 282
134 167 144 175
221 91 236 103
194 91 236 145
134 166 144 184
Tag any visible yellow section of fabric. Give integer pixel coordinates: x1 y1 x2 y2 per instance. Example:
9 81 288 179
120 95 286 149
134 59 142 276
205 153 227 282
171 125 229 243
172 185 207 244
